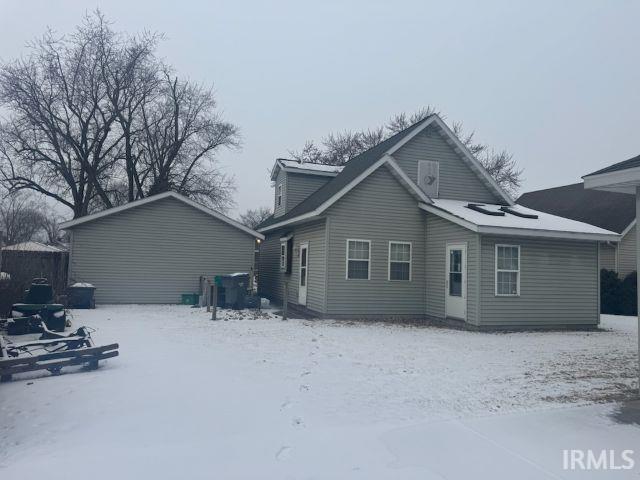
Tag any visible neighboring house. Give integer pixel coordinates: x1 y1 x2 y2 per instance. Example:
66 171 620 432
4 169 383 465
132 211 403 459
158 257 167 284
518 183 636 277
257 114 618 329
0 241 69 296
60 192 264 304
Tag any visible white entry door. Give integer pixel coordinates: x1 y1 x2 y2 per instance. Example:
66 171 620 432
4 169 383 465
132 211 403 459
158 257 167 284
298 242 308 305
445 244 467 320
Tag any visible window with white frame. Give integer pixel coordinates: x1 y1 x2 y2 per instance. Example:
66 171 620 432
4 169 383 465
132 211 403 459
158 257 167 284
346 240 370 280
277 184 283 207
495 245 520 296
280 242 287 272
388 242 411 281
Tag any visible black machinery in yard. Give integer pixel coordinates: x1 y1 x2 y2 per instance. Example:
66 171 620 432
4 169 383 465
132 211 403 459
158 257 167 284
7 278 66 335
0 323 119 382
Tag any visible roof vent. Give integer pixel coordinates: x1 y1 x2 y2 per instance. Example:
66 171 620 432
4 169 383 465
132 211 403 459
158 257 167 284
499 206 539 219
466 203 505 216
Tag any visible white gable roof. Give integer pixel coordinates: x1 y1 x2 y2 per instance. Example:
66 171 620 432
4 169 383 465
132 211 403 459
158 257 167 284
60 191 264 240
420 199 619 242
2 241 66 252
270 159 344 180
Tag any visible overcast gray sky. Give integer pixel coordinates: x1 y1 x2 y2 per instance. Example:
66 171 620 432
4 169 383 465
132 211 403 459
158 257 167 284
1 0 639 216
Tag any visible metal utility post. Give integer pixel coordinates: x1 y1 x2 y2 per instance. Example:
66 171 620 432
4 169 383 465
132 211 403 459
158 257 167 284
282 280 288 320
206 279 212 313
211 283 218 321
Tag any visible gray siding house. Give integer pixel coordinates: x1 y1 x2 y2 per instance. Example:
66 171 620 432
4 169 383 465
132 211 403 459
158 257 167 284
61 192 264 304
518 182 636 277
257 115 618 329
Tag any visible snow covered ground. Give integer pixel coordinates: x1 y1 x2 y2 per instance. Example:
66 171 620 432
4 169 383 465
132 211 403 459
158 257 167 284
1 306 639 479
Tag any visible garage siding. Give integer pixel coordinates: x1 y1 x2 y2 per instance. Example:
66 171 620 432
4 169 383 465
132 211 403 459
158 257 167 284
69 197 255 304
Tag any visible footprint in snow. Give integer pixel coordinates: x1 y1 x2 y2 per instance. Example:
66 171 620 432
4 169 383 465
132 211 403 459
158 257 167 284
280 400 292 410
275 446 292 461
291 416 304 427
299 384 310 392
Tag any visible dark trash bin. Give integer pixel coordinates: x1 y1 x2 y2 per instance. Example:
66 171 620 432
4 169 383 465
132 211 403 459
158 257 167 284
214 273 249 309
67 283 96 309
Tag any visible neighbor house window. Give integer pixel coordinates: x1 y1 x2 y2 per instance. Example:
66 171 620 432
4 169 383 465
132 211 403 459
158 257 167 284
280 242 287 272
388 242 411 281
277 184 283 207
495 245 520 296
346 239 371 280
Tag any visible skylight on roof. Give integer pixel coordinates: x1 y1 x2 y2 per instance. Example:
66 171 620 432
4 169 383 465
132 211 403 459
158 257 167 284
465 203 538 220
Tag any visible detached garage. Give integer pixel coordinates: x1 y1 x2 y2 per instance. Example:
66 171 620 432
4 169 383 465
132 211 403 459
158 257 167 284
61 192 264 304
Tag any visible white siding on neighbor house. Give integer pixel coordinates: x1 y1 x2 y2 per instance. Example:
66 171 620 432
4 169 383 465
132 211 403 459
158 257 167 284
324 164 427 318
69 197 255 304
599 242 617 272
392 126 502 204
258 220 327 314
286 173 331 212
479 235 599 327
618 224 636 278
425 212 480 325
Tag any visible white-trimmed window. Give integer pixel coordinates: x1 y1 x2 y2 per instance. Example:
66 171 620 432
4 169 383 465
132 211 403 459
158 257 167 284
280 242 287 272
495 245 520 296
388 242 411 281
277 184 283 207
346 239 371 280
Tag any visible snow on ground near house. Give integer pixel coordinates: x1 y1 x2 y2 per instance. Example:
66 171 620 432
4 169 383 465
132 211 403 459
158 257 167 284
1 306 639 479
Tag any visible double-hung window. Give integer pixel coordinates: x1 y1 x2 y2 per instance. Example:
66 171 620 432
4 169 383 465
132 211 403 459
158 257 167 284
277 184 283 207
495 245 520 296
388 242 411 281
346 240 371 280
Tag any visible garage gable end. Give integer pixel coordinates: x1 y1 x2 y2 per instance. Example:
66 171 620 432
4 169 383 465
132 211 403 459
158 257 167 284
61 191 263 240
68 196 257 304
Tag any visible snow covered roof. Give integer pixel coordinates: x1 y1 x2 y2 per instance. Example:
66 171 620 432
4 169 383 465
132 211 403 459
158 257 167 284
270 158 344 180
420 199 620 242
1 241 67 253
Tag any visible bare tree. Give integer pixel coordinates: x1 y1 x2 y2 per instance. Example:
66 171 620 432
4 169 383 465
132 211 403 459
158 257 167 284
239 206 272 229
289 107 522 196
0 11 240 217
0 15 125 217
137 72 239 211
0 193 45 245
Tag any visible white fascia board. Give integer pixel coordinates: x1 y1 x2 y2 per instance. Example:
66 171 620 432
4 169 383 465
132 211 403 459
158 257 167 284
259 156 410 233
419 203 479 232
621 219 636 239
282 167 340 177
61 191 265 240
476 226 620 242
270 159 284 181
385 115 438 155
384 156 432 203
583 167 640 191
429 116 514 206
257 212 322 233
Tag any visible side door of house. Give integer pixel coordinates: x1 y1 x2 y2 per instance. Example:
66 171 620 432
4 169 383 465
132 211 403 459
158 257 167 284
298 242 308 305
445 243 467 320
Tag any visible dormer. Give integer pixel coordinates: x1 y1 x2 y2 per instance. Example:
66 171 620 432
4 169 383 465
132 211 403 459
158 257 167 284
270 159 344 218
